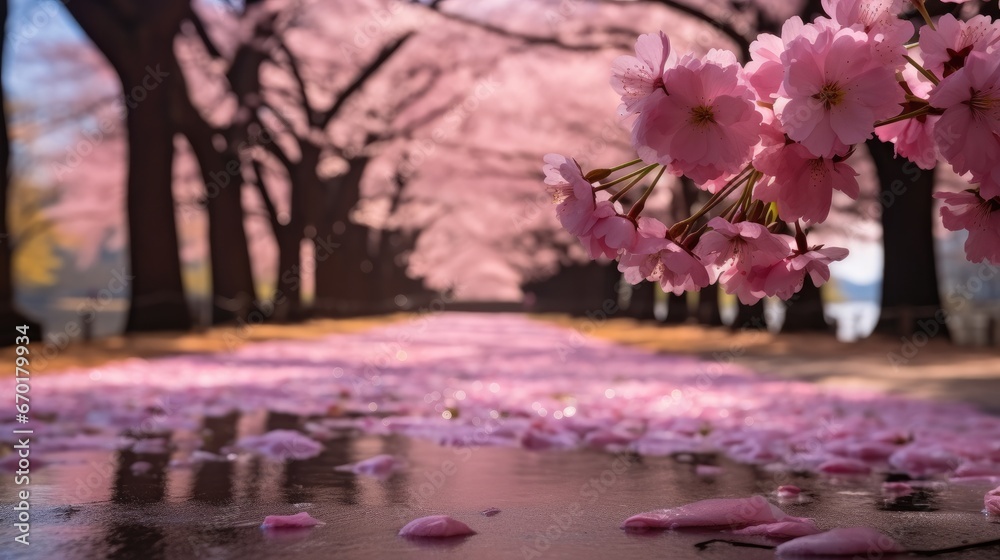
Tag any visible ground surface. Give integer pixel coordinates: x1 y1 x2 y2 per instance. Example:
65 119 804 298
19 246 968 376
0 313 998 559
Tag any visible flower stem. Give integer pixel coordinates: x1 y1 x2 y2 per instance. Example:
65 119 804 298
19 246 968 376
609 166 654 203
904 55 940 85
910 1 936 31
595 164 657 191
609 158 643 172
874 105 935 127
628 166 666 219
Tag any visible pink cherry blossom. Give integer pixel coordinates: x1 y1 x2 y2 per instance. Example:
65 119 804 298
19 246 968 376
580 201 632 258
928 52 1000 199
874 63 939 170
820 0 913 67
745 17 814 102
935 190 1000 264
754 124 860 223
632 50 762 183
775 527 906 557
775 24 903 158
542 154 598 237
694 217 791 304
919 13 1000 77
617 217 711 294
763 244 850 299
986 486 1000 516
621 496 802 530
261 512 321 529
398 515 476 538
611 32 674 114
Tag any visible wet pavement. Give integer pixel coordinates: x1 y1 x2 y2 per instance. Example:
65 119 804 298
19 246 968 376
0 313 998 559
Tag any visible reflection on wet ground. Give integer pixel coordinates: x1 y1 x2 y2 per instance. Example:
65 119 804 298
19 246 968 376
1 314 999 559
2 430 999 560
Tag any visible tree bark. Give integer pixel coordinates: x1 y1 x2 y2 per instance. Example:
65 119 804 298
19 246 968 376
732 300 767 331
0 0 42 345
64 1 192 332
314 156 372 316
866 138 947 338
781 277 831 332
696 285 723 326
172 81 256 324
662 292 689 324
624 281 657 320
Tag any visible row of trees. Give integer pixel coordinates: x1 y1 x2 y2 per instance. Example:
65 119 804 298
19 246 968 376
0 0 986 343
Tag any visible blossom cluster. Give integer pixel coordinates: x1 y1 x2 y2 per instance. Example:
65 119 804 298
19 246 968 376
544 0 1000 304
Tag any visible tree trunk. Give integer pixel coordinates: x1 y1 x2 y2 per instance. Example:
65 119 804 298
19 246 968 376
121 55 190 331
624 281 656 320
64 1 193 333
696 285 724 326
314 157 372 316
866 139 947 338
662 292 689 324
781 277 831 332
732 300 767 331
273 226 302 322
173 81 256 324
0 0 42 345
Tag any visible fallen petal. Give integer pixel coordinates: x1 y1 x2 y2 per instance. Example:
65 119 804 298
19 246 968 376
776 485 802 499
261 512 321 529
399 515 476 538
622 496 795 529
695 464 723 477
236 431 324 461
335 454 401 477
732 518 822 538
986 486 1000 516
818 458 871 475
881 482 913 497
775 527 905 557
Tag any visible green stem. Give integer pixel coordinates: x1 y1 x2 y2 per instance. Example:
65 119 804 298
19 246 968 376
911 0 936 31
609 166 654 203
874 105 935 127
595 164 657 191
904 54 940 85
609 158 643 172
627 166 666 219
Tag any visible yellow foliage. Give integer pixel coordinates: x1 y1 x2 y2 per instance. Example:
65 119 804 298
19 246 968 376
10 182 62 287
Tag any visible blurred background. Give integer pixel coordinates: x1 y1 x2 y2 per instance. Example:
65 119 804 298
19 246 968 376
3 0 1000 350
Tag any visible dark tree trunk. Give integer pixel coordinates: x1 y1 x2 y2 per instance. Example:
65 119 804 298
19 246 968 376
662 292 689 324
781 277 831 332
696 285 724 326
173 81 256 324
314 156 372 316
523 261 620 316
866 139 947 338
0 0 42 345
624 281 656 320
64 1 192 332
273 226 302 322
732 300 767 331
